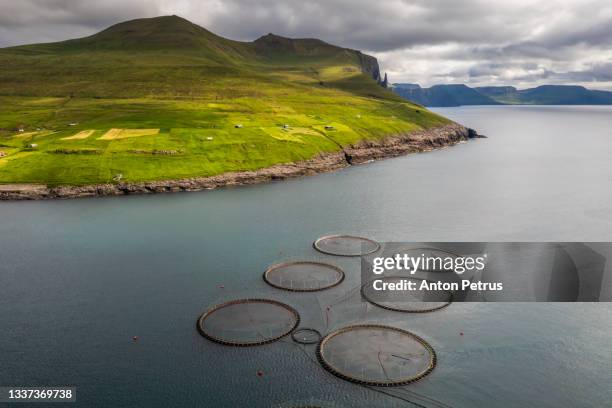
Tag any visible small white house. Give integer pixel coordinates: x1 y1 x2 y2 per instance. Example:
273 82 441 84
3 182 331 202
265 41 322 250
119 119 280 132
282 124 290 129
68 122 78 126
206 136 214 141
27 143 38 149
234 124 243 129
18 128 24 132
325 125 335 130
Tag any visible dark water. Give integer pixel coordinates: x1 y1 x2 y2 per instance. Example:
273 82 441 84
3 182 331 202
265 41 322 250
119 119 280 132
1 106 611 407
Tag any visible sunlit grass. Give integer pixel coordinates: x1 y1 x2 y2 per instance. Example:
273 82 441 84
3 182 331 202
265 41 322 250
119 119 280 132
0 19 450 186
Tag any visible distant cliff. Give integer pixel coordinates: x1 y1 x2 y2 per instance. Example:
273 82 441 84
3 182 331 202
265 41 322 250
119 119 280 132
476 85 612 105
393 84 499 107
393 83 612 106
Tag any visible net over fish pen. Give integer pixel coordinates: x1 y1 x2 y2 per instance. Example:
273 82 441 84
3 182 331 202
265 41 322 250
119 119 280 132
291 327 323 344
313 235 380 257
274 398 340 408
197 298 300 346
264 261 345 292
361 276 452 313
317 324 436 387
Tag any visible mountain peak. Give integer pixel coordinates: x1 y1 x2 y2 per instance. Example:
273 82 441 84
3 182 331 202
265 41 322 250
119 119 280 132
2 14 384 88
253 32 341 57
59 15 224 51
257 33 282 40
97 15 196 34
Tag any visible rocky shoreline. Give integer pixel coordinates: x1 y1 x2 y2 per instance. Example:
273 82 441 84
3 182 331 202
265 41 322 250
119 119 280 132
0 123 484 200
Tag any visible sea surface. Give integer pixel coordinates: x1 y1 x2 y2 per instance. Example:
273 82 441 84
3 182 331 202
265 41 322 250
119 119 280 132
1 105 611 407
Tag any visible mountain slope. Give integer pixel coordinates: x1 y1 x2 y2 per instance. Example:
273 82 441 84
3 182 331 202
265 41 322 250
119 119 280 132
0 16 450 186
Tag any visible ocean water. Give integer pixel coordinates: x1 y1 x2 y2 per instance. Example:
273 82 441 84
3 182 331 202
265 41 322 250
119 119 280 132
1 105 611 407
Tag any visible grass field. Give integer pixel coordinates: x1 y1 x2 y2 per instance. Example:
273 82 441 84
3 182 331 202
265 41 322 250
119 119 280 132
0 16 450 186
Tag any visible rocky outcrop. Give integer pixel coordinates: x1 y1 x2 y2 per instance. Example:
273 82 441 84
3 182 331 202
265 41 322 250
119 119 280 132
380 73 388 88
344 123 471 164
0 123 482 200
467 128 487 138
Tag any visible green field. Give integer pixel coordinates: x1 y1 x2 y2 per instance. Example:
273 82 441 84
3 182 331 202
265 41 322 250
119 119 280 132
0 16 449 186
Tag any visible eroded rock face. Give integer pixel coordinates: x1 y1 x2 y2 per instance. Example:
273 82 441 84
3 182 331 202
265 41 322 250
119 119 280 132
0 123 478 200
357 52 381 82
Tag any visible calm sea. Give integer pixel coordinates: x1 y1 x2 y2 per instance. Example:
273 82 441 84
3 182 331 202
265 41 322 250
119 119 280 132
1 105 611 407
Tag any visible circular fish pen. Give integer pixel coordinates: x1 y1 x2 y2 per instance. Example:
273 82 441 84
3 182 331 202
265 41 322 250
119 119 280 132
313 235 380 257
361 276 452 313
264 261 345 292
317 324 436 387
197 298 300 346
291 327 322 344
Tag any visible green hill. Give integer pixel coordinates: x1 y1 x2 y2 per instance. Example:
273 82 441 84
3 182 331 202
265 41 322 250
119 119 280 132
0 15 449 186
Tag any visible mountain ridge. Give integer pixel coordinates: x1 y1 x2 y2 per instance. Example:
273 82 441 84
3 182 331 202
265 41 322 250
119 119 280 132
393 84 500 107
1 15 385 89
393 83 612 106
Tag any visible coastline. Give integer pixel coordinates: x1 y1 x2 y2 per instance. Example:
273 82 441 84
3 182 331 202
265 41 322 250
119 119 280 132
0 123 483 200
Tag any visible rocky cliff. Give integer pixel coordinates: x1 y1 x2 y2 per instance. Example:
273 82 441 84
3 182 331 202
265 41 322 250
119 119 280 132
356 51 382 83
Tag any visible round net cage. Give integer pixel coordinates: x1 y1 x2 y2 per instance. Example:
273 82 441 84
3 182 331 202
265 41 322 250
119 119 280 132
291 327 322 344
274 398 338 408
361 276 452 313
264 261 345 292
317 324 436 387
313 235 380 257
197 298 300 346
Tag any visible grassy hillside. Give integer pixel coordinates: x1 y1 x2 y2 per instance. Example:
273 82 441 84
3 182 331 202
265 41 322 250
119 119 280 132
0 15 449 186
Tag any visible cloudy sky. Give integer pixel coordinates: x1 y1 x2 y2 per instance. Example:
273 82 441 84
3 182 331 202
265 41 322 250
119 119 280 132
1 0 612 89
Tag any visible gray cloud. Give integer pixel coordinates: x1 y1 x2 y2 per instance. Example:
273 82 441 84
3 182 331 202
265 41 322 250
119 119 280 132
1 0 612 89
